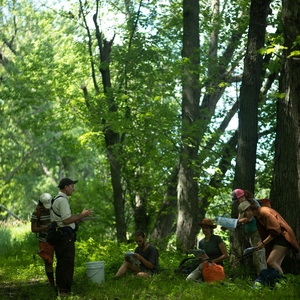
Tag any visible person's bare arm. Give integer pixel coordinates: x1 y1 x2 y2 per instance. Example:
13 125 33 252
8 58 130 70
212 242 228 264
62 208 93 225
237 213 252 225
133 253 154 270
31 222 49 233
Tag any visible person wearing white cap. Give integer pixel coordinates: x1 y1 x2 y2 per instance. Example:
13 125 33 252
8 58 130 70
30 193 55 287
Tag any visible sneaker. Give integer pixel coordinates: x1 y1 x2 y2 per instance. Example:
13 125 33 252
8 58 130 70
252 280 262 289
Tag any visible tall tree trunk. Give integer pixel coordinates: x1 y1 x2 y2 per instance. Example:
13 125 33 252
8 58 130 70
176 0 200 252
233 0 272 191
99 39 126 242
270 0 300 273
87 3 126 242
133 194 150 235
105 130 126 242
231 0 272 269
150 165 179 249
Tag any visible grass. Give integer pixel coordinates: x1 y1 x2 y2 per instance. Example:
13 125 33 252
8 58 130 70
0 221 300 300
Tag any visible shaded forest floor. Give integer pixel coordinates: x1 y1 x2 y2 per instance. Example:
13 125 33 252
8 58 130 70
1 222 300 299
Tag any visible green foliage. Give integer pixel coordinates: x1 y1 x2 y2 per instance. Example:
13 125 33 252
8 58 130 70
0 221 36 255
0 0 287 242
1 222 300 299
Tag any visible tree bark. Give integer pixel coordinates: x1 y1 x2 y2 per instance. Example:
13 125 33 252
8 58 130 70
176 0 200 251
233 0 272 191
90 2 126 242
270 0 300 273
150 165 179 249
231 0 272 271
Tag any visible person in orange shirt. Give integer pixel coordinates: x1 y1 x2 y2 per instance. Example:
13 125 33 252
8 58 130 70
231 189 267 274
238 200 300 274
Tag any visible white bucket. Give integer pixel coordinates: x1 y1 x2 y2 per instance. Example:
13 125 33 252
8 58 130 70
86 261 105 284
217 217 238 229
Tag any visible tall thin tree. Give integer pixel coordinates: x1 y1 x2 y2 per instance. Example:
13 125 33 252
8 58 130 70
176 0 200 251
231 0 273 267
270 0 300 273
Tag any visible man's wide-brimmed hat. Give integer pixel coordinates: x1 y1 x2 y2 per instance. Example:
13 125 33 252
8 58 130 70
198 218 217 228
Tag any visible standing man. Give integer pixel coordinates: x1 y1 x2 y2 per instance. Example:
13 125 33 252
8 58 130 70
114 230 159 278
51 177 93 296
31 193 55 287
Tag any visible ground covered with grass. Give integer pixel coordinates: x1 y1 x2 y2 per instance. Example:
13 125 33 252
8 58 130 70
1 221 299 300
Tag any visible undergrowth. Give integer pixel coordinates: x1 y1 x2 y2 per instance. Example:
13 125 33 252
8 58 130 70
0 221 299 300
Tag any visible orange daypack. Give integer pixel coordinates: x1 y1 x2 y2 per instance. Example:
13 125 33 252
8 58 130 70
202 261 225 282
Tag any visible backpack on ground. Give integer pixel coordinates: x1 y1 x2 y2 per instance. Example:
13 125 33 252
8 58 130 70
253 268 284 287
174 257 200 275
202 261 226 282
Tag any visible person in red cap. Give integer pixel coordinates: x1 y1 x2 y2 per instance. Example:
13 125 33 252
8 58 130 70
231 189 267 274
186 218 228 282
238 200 300 274
51 178 93 296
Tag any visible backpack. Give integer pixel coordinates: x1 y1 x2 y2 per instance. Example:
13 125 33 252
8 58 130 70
47 195 78 245
46 195 64 245
35 205 41 227
175 257 200 275
253 268 283 286
46 221 63 245
202 261 226 282
50 195 64 218
257 198 272 208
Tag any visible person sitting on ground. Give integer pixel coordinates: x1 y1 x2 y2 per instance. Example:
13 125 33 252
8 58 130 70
231 189 267 274
186 218 228 282
114 230 159 279
238 200 300 275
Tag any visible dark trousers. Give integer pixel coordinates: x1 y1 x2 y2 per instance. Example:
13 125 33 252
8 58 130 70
54 234 75 293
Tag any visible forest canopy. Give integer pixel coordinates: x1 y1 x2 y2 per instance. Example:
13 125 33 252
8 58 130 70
1 0 299 255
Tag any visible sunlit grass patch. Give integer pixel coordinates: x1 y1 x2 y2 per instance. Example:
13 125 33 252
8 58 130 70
1 223 300 300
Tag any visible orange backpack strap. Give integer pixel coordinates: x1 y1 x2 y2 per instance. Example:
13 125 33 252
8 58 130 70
36 205 41 227
258 198 272 208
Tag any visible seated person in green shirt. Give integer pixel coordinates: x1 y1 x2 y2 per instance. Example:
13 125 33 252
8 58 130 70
186 218 228 282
